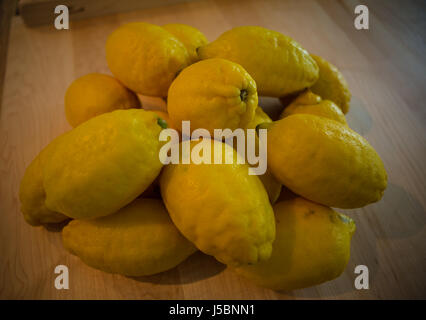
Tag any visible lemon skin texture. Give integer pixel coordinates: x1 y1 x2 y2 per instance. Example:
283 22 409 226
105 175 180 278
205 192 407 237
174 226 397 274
62 198 197 276
19 134 69 226
234 197 355 291
245 107 282 204
167 58 257 134
198 26 318 97
43 109 164 219
65 73 141 127
310 54 351 114
106 22 190 97
162 23 208 63
160 139 275 267
267 114 387 209
280 90 347 125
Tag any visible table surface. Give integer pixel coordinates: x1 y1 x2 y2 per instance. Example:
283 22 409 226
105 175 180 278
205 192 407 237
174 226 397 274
1 0 425 299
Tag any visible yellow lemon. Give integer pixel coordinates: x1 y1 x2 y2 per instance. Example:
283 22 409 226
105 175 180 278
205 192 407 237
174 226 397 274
65 73 141 127
160 139 275 266
266 114 387 208
106 22 190 97
162 23 208 63
198 26 318 97
19 134 69 226
244 107 282 204
234 197 355 291
310 54 351 114
44 109 164 219
280 90 347 125
62 198 197 276
167 58 257 134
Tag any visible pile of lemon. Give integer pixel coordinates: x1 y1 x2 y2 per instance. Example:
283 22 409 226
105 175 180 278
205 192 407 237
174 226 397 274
19 23 387 291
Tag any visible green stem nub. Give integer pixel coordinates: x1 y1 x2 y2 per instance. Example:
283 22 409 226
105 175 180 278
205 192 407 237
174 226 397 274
240 89 248 102
157 118 168 129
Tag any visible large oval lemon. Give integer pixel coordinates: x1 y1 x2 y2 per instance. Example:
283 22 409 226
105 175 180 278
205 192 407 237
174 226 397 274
106 22 190 97
198 26 318 97
160 139 275 266
63 198 197 276
19 134 69 226
65 73 141 127
266 114 387 208
234 197 355 291
167 58 257 134
44 109 164 219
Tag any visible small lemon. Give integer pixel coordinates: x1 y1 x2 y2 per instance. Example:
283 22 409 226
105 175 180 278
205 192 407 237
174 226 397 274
198 26 318 97
310 54 351 114
167 58 258 134
162 23 208 63
44 109 165 219
160 139 275 266
280 90 347 125
106 22 190 97
266 114 387 208
234 197 355 291
65 73 141 127
62 198 197 276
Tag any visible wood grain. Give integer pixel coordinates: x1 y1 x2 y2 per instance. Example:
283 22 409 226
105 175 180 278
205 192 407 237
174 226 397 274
19 0 199 27
0 0 17 111
1 0 425 299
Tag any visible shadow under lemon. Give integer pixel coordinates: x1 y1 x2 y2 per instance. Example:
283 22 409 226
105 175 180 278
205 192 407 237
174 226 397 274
131 251 226 285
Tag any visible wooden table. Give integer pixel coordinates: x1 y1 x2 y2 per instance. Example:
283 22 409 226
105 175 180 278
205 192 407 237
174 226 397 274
1 0 425 299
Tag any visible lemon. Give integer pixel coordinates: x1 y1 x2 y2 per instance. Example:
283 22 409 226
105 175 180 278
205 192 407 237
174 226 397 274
234 197 355 291
160 139 275 266
65 73 141 127
19 134 69 226
162 23 208 63
106 22 190 97
310 54 351 114
167 58 257 134
198 26 318 97
280 90 347 125
266 114 387 208
244 107 282 204
62 198 197 276
44 109 164 219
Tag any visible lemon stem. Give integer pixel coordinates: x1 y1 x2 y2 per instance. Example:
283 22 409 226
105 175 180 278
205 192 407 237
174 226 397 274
157 118 168 129
240 89 248 102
